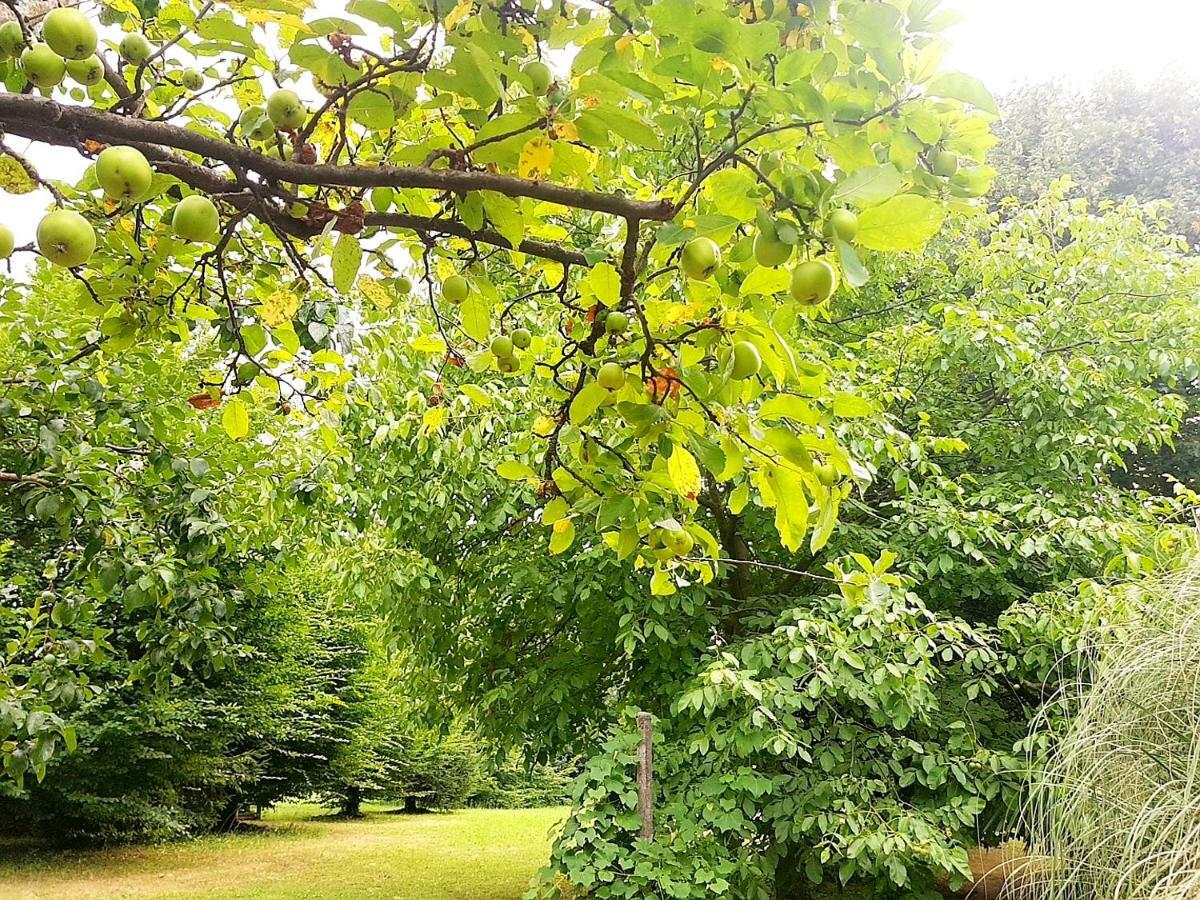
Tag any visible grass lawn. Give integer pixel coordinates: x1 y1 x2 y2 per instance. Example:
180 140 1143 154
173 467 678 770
0 804 567 900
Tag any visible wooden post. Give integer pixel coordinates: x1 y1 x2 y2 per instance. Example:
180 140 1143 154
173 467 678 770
636 711 654 841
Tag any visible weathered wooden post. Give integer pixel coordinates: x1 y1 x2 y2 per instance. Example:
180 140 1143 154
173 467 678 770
636 711 654 841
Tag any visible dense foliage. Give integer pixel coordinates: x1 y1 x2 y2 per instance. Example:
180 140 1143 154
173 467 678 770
4 0 1200 895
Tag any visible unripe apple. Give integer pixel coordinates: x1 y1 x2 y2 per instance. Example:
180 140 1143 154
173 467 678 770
497 355 518 373
395 275 413 293
442 274 468 304
662 527 694 556
825 208 858 242
96 146 154 202
37 209 96 267
66 54 103 85
523 60 552 95
21 43 66 88
181 67 204 91
239 105 275 142
730 340 761 380
0 224 13 260
171 195 219 241
753 230 792 267
0 21 25 57
930 148 958 177
816 463 838 487
511 327 532 349
790 259 838 306
119 32 152 64
597 362 625 391
267 89 306 130
490 335 514 359
680 237 720 280
42 8 96 60
605 310 628 334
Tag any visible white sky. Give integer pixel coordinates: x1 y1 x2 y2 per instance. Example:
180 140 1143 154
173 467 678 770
5 0 1198 250
943 0 1200 91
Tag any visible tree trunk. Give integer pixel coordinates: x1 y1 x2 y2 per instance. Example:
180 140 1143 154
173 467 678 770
215 796 241 832
340 786 362 818
404 795 419 813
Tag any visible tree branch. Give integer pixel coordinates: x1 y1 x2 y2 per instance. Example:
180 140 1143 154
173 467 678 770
0 95 676 221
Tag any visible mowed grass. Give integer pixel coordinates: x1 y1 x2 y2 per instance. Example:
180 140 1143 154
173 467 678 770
0 804 567 900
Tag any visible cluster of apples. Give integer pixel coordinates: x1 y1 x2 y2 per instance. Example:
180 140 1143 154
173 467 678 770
239 89 308 145
679 208 856 311
489 328 532 372
0 141 221 268
0 8 203 93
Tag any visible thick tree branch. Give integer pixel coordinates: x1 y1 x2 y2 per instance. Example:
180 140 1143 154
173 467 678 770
0 95 676 221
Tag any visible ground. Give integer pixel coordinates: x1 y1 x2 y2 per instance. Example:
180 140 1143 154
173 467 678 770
0 804 567 900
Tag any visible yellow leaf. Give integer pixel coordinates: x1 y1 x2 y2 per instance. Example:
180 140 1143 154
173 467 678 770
553 120 580 142
0 157 36 194
668 445 702 500
422 405 447 435
260 289 301 327
518 136 554 181
549 517 576 555
233 78 264 109
358 276 393 309
444 0 473 29
615 34 636 54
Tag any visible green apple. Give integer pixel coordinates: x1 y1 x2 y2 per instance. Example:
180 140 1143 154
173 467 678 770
816 463 838 487
66 54 103 86
37 209 96 267
753 229 792 267
597 362 625 391
181 67 204 91
0 224 13 260
266 89 306 130
497 355 518 373
662 527 694 556
825 208 858 242
239 105 275 142
605 310 628 334
442 274 469 304
730 340 761 380
930 148 958 177
42 8 96 60
96 146 153 202
680 237 720 280
171 195 219 241
490 335 514 359
511 327 532 350
0 21 25 58
21 43 66 88
790 259 838 306
395 275 413 293
119 32 152 64
523 60 552 95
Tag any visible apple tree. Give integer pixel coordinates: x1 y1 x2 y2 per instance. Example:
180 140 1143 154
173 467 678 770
0 0 994 586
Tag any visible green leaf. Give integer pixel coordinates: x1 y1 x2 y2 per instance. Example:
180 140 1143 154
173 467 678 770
926 72 998 114
855 195 946 252
331 234 362 293
832 392 873 417
497 460 536 481
346 0 408 32
461 293 491 343
481 192 524 251
836 240 869 288
453 43 503 107
570 381 610 425
832 164 902 207
221 397 250 440
585 263 621 307
347 89 396 130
